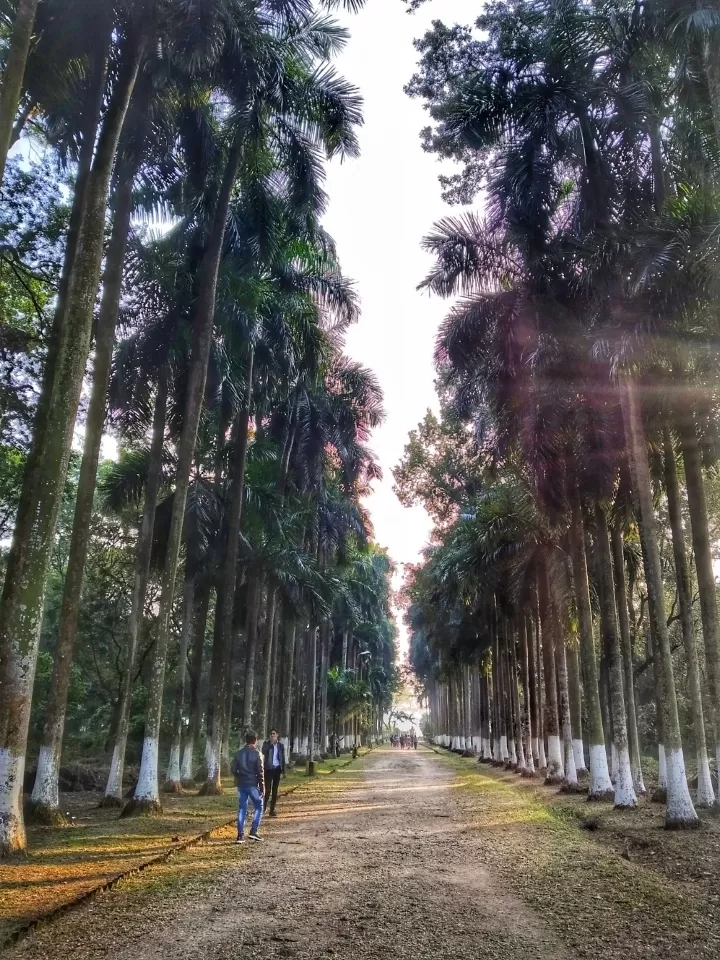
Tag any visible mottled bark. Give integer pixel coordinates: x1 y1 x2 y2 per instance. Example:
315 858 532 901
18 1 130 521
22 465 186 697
30 163 137 818
104 366 168 805
621 379 697 826
610 522 645 795
0 0 40 187
663 426 715 807
0 39 145 850
568 475 612 796
595 506 636 809
678 414 720 780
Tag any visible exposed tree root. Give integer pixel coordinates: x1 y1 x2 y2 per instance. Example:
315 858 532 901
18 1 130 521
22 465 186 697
120 798 163 818
197 780 223 797
664 816 702 831
560 781 587 795
97 795 123 809
587 789 614 802
180 778 197 790
652 787 668 803
162 780 185 795
24 801 69 827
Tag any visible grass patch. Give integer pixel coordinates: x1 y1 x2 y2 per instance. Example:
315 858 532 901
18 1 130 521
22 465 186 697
1 748 371 947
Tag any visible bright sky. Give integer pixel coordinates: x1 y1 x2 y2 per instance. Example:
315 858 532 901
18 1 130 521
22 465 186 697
322 1 473 655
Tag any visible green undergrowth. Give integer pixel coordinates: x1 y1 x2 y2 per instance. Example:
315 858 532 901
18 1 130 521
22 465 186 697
432 748 720 960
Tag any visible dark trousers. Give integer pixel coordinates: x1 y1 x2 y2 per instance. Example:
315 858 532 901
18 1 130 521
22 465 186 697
264 767 282 813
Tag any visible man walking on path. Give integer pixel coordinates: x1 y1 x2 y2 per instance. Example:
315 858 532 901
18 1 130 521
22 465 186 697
262 729 286 818
231 731 265 843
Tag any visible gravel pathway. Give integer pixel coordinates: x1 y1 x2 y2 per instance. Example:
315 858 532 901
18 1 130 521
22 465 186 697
9 746 567 960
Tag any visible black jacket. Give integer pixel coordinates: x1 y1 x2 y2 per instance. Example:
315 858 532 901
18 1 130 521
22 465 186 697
231 745 264 790
261 739 286 775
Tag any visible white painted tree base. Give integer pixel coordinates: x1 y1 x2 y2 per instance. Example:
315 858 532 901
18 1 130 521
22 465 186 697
134 737 160 803
508 739 517 765
165 743 181 786
633 765 647 796
545 735 564 780
665 748 698 826
500 735 508 763
587 744 614 798
694 752 715 808
611 743 618 784
0 748 26 853
531 737 540 765
658 744 667 790
181 743 194 783
563 738 577 785
105 743 124 801
537 739 547 770
572 738 587 773
613 744 637 808
30 745 60 809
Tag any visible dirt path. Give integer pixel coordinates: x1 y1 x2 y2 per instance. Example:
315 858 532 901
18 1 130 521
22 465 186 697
8 746 720 960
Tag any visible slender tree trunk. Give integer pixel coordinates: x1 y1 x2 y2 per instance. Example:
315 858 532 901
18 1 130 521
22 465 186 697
0 37 144 852
520 616 535 774
242 576 262 731
526 614 539 766
595 505 637 809
164 575 195 792
0 0 40 187
510 622 526 772
566 641 585 773
610 522 645 795
551 601 577 787
128 131 245 814
256 588 278 740
538 562 563 781
319 620 330 755
678 413 720 784
30 163 137 821
202 353 254 793
663 426 715 807
103 366 168 806
182 578 210 784
280 621 296 757
568 475 613 797
621 379 697 826
308 626 318 769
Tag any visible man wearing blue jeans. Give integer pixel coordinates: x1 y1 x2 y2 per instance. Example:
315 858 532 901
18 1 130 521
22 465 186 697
231 731 265 843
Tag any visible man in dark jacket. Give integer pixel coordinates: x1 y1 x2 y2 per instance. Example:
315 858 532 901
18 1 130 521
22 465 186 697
231 731 265 843
261 729 286 818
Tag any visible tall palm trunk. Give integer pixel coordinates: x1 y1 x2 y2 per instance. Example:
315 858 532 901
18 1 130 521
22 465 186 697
568 476 613 797
526 614 539 767
242 576 262 731
594 505 637 809
0 36 144 852
663 426 715 807
202 352 254 793
0 0 40 187
182 578 211 784
256 588 278 740
128 133 246 814
30 163 137 821
551 601 577 787
566 642 585 773
538 562 563 782
610 522 645 795
509 623 526 771
520 616 535 774
104 366 168 806
307 626 318 770
678 413 720 782
164 575 195 791
621 379 697 826
280 621 296 756
318 620 330 754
